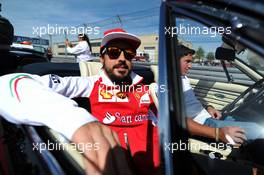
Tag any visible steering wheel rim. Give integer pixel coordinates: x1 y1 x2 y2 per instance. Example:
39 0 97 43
222 78 264 116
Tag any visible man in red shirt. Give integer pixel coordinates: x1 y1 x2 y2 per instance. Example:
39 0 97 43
90 28 160 175
0 28 160 175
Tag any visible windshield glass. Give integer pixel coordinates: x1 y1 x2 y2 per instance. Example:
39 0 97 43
236 49 264 76
175 17 256 85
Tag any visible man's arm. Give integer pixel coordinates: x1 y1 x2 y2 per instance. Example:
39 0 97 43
187 118 246 144
72 122 132 175
66 42 86 54
187 118 215 139
0 73 132 175
39 74 97 98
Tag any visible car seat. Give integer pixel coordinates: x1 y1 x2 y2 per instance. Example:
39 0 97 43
79 61 102 76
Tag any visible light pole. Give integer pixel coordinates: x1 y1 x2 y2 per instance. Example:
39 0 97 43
117 15 123 28
64 29 68 58
49 34 52 51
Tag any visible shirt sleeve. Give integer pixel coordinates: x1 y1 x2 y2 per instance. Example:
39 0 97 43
39 74 97 98
67 42 88 55
0 73 97 140
182 76 211 124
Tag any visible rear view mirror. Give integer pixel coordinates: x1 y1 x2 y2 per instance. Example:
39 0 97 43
215 47 235 61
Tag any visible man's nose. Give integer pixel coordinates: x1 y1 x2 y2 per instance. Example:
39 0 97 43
118 51 126 61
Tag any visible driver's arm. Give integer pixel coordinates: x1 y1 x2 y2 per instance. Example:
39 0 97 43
187 118 246 144
187 118 216 139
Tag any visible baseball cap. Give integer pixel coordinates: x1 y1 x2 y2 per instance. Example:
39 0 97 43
101 28 141 50
176 44 195 60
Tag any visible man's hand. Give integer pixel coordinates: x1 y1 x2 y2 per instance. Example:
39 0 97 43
219 126 247 144
207 106 222 119
65 39 73 47
65 39 70 46
72 122 133 175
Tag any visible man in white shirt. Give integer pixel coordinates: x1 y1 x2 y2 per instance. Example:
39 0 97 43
178 44 264 144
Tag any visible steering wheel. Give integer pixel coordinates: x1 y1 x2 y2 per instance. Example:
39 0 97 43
221 78 264 116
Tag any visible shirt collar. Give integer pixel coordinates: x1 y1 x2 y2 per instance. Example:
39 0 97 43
181 75 192 92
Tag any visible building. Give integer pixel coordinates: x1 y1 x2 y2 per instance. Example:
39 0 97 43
52 34 159 62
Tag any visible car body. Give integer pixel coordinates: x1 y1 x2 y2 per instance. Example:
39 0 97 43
0 16 48 76
0 46 49 76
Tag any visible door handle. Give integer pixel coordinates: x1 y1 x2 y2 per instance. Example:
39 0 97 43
214 93 225 99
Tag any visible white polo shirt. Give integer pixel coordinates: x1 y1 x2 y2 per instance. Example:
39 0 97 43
67 41 93 62
182 76 211 124
0 71 142 139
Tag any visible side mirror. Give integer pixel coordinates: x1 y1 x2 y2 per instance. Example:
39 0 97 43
215 47 236 61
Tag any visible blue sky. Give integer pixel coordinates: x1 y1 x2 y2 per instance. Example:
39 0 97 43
1 0 219 54
1 0 160 42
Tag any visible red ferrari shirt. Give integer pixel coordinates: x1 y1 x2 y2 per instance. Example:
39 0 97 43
89 77 160 175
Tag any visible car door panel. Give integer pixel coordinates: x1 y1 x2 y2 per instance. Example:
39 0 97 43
189 78 248 110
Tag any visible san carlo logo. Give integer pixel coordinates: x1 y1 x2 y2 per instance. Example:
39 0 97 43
99 89 113 99
116 92 127 99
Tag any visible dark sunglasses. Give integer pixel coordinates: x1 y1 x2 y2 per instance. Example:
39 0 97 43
102 46 136 60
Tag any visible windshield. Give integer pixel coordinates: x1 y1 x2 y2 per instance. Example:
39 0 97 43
236 49 264 76
175 17 264 85
33 45 46 53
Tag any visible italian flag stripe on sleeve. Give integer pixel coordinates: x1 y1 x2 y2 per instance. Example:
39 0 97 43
9 74 33 102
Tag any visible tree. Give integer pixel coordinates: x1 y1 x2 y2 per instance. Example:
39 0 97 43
194 47 205 63
206 52 214 61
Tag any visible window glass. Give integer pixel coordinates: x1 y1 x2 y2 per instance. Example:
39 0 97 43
175 18 255 85
174 16 264 169
236 49 264 75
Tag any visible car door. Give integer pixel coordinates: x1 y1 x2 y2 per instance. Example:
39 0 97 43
158 1 264 175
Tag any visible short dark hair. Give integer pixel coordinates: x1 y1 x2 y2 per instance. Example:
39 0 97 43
176 44 195 60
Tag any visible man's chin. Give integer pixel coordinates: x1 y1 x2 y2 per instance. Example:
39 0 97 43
181 72 187 76
113 70 128 78
109 70 131 85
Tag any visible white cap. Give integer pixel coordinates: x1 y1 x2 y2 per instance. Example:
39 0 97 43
101 28 141 50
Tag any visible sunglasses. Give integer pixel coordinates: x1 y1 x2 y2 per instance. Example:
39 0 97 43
102 46 136 60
